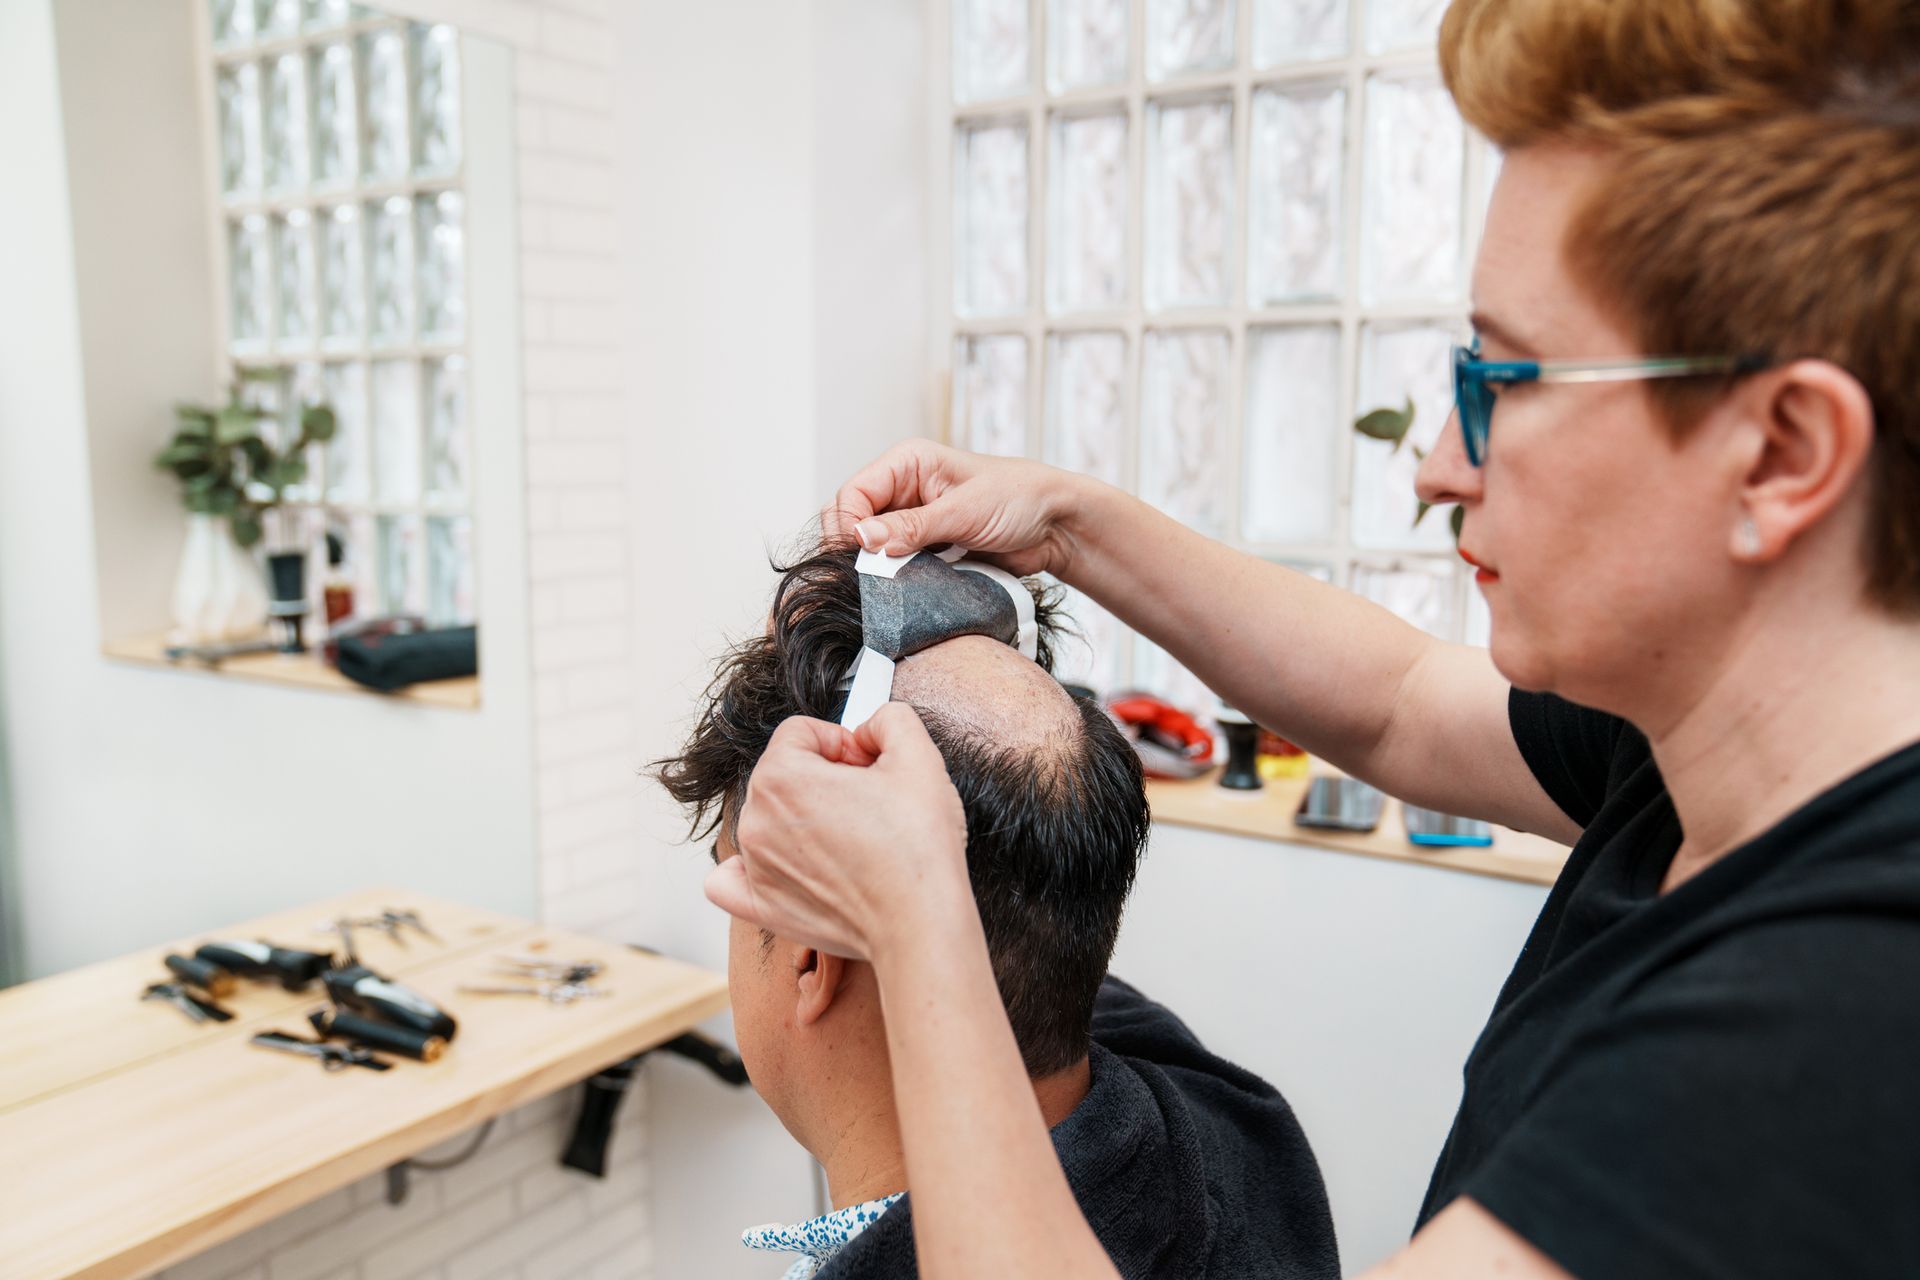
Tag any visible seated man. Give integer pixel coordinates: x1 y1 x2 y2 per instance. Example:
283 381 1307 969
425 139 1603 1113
656 541 1338 1280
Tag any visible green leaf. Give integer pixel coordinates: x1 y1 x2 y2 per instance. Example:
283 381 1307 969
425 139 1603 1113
231 510 264 548
300 403 337 443
173 406 215 436
184 490 214 514
184 470 220 492
207 485 241 516
239 436 272 473
1450 505 1465 544
1413 499 1432 527
214 405 258 445
237 365 284 384
155 440 209 469
1354 397 1416 448
262 458 307 491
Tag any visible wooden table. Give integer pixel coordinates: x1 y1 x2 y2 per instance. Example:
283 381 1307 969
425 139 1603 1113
0 887 729 1280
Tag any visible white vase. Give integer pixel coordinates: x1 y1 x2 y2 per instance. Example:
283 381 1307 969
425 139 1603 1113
170 514 269 644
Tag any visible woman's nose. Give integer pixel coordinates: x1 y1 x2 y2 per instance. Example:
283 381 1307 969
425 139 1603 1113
1415 407 1484 510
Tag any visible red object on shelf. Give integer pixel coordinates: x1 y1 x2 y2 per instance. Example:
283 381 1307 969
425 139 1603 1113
1107 693 1216 779
323 581 355 627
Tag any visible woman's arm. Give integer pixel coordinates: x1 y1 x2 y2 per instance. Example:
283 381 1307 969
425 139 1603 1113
1365 1200 1572 1280
1061 481 1574 840
832 443 1576 842
874 890 1119 1280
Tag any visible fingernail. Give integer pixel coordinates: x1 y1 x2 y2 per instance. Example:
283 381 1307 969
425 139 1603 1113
855 520 885 551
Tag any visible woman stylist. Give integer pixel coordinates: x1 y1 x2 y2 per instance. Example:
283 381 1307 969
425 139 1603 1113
708 0 1920 1275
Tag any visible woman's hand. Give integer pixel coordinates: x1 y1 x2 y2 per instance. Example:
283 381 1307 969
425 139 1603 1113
822 439 1091 579
704 702 973 961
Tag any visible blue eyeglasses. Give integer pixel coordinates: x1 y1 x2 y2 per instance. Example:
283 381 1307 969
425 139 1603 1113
1450 338 1768 465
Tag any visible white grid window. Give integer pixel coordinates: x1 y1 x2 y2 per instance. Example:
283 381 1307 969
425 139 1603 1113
940 0 1496 708
204 0 475 627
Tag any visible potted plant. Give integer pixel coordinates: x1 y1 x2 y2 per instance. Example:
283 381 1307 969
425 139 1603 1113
156 369 336 644
1354 398 1466 543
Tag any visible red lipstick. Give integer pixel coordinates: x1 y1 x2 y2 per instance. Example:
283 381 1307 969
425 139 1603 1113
1459 547 1499 584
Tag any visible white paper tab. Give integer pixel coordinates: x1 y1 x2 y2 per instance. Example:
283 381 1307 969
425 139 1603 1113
838 646 897 728
853 544 965 580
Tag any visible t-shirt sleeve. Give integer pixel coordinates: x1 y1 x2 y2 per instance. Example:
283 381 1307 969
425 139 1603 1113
1507 688 1633 830
1462 916 1920 1280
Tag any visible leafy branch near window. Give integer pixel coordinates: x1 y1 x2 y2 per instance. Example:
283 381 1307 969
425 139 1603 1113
1353 399 1465 543
156 369 336 548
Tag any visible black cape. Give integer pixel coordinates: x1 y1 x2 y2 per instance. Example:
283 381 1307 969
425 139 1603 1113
818 975 1339 1279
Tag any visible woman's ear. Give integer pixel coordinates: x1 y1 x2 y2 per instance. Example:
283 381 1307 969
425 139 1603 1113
1734 358 1876 562
792 946 848 1027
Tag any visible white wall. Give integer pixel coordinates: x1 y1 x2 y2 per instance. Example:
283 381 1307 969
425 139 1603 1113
53 0 219 643
1111 823 1546 1272
611 2 933 1275
811 0 932 501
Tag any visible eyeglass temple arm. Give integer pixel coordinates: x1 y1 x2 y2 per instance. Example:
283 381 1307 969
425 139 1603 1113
1482 355 1766 386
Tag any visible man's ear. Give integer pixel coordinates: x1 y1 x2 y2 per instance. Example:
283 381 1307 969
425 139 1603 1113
791 946 849 1027
1730 358 1876 562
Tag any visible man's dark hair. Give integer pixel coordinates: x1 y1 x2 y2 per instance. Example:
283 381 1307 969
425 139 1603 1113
655 541 1150 1075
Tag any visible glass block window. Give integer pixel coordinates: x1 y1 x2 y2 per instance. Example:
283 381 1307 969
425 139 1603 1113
204 2 475 627
943 0 1496 714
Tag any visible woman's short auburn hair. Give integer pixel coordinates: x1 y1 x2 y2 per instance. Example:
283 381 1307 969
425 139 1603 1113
1440 0 1920 613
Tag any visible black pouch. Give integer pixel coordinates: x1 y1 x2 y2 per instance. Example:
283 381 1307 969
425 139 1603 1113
336 625 477 692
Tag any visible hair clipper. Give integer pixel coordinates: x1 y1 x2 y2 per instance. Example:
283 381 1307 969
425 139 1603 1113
321 919 458 1041
195 940 335 991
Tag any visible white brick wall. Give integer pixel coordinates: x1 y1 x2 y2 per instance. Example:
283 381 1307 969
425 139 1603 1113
156 0 662 1276
154 1080 651 1280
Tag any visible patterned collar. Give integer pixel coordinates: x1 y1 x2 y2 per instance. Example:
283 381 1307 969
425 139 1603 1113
741 1192 904 1280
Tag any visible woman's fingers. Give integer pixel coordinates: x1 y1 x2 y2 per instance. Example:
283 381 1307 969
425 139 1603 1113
763 713 877 768
855 492 972 556
854 700 943 765
723 703 969 961
702 855 759 922
820 441 1080 578
824 440 955 542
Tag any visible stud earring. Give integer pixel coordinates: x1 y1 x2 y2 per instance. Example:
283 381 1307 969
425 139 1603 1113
1738 515 1762 556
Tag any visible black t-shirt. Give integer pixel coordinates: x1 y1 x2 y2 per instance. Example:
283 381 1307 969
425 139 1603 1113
1417 688 1920 1280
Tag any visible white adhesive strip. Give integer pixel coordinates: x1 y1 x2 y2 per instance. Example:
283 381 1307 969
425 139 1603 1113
838 646 897 729
854 544 964 579
951 560 1038 660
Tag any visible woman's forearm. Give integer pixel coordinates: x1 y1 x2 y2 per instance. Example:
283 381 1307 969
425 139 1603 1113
873 897 1119 1280
1058 478 1447 775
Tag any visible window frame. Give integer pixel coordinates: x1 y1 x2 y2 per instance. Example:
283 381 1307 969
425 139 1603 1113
193 2 480 627
929 0 1500 698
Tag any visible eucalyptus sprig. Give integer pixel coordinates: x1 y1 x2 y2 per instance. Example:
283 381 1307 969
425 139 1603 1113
156 369 337 549
1352 398 1465 544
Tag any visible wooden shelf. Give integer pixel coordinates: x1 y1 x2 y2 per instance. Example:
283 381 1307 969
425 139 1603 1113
1147 769 1569 888
102 630 480 710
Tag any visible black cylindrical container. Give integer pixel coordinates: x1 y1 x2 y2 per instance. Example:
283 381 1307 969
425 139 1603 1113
311 1008 447 1062
165 952 236 998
